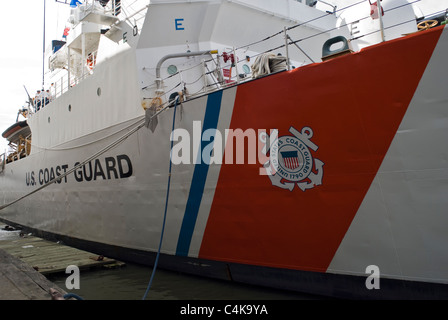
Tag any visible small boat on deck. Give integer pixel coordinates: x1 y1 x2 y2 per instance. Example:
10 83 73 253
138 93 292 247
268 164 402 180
1 120 31 164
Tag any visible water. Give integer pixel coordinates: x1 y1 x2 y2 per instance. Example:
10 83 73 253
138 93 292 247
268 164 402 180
47 263 323 300
0 225 324 301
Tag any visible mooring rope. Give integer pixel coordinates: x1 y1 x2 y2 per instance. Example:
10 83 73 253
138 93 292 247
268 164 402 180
0 100 174 212
0 117 144 211
142 96 179 300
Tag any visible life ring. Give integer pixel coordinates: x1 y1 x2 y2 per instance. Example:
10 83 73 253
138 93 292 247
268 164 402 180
150 97 163 108
142 97 163 111
87 54 96 71
87 58 94 70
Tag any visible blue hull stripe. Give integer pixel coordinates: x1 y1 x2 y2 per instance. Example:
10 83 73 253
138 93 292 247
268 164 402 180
176 90 223 256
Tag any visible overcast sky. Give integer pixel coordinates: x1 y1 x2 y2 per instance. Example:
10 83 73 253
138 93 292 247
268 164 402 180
0 0 447 152
0 0 70 152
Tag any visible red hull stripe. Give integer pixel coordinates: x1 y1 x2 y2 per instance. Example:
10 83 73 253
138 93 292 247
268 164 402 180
199 27 444 272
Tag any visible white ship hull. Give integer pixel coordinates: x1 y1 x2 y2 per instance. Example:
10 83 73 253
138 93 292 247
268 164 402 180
1 0 448 299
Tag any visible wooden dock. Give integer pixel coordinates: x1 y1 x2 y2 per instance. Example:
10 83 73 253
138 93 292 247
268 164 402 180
0 233 123 275
0 247 68 300
0 225 124 300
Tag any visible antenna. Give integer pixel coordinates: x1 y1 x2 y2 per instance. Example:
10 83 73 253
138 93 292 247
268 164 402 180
42 0 46 89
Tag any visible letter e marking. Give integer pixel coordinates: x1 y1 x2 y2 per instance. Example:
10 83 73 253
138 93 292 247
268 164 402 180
175 18 185 30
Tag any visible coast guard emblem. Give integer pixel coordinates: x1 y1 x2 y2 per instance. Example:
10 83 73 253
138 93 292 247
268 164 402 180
260 126 324 191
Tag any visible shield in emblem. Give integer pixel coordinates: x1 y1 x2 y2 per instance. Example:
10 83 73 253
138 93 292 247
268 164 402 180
281 150 300 170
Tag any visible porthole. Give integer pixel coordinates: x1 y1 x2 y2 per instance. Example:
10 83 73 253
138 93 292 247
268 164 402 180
68 104 72 112
48 117 51 123
242 64 251 74
97 87 102 96
167 65 178 75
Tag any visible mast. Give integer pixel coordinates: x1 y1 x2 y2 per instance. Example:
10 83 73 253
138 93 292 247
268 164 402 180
377 0 385 42
42 0 46 89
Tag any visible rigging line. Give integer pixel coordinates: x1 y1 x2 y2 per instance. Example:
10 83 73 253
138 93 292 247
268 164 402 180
286 0 366 32
350 16 431 41
142 96 179 301
349 1 437 42
159 82 183 96
233 0 365 52
185 73 205 86
384 0 422 13
287 0 422 48
233 0 422 69
142 56 215 90
0 98 177 212
0 117 143 212
234 31 284 51
29 116 145 152
142 72 178 90
42 0 47 89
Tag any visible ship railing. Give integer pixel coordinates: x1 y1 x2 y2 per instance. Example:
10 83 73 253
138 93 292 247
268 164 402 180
2 135 31 164
143 1 347 103
144 0 436 108
31 75 80 114
142 49 249 107
32 95 52 112
77 0 117 17
144 44 296 107
47 50 98 103
52 74 71 101
5 145 17 163
144 32 298 105
24 134 32 158
76 0 146 21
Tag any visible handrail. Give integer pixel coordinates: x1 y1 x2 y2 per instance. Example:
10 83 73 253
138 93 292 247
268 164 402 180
35 0 427 118
155 50 218 92
34 49 99 114
141 0 428 110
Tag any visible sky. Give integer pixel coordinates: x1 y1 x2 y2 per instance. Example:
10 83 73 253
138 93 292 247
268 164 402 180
0 0 71 152
0 0 447 153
